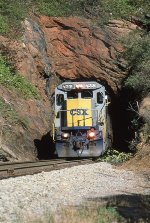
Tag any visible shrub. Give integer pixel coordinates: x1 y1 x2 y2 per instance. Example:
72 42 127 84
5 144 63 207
0 0 28 24
0 55 39 99
99 148 132 164
100 0 134 18
123 32 150 97
0 15 9 34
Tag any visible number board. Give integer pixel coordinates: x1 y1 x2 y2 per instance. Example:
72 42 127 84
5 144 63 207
62 83 97 90
62 84 74 90
84 83 97 89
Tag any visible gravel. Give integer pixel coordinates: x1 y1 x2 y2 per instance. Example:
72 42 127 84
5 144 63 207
0 162 149 222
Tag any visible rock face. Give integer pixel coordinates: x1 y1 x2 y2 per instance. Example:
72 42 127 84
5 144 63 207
0 86 49 161
0 19 59 161
39 16 136 92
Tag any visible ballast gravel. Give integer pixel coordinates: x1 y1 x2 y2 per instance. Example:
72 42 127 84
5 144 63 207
0 162 149 222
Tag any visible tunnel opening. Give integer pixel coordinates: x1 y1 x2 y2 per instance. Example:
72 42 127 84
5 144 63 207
110 90 131 152
35 78 137 160
110 87 142 153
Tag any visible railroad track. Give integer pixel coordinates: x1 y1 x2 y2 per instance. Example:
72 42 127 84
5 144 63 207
0 158 94 179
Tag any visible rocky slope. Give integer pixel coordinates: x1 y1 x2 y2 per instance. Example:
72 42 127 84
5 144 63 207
0 19 57 161
0 16 138 161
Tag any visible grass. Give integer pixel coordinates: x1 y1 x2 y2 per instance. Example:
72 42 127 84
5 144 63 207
36 0 150 20
58 206 124 223
0 0 31 36
0 55 39 99
0 97 28 129
0 15 10 34
36 0 75 17
16 206 124 223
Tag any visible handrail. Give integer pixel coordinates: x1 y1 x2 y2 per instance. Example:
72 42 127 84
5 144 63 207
58 109 100 127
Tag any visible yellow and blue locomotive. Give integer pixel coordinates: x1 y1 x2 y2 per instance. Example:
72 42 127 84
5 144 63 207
52 81 110 157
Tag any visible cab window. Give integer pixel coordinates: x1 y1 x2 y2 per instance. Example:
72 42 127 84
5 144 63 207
81 91 93 98
97 92 103 104
67 91 78 99
56 94 64 106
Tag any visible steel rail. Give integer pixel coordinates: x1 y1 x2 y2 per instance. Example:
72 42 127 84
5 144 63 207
0 158 93 180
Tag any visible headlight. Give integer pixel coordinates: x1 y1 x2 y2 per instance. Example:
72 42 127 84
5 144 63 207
87 129 96 139
61 132 70 139
88 132 95 138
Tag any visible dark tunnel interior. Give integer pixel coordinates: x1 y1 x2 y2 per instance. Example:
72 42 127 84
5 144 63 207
112 87 144 152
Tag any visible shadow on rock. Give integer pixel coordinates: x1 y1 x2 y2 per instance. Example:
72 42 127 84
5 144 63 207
34 132 56 160
87 194 150 222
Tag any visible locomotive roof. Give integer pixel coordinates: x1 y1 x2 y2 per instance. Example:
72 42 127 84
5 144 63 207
56 81 105 91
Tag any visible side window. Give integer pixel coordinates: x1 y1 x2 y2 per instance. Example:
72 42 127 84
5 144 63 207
97 92 103 104
56 94 64 106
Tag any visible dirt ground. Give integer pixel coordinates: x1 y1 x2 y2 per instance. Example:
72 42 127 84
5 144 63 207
120 144 150 173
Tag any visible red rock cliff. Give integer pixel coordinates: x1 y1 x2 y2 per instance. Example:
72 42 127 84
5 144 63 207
39 16 136 92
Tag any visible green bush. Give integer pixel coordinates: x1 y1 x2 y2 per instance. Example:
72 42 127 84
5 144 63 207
0 97 28 128
129 0 150 17
99 148 132 164
123 32 150 97
0 0 28 24
0 55 39 99
96 207 123 223
101 0 134 18
0 15 9 34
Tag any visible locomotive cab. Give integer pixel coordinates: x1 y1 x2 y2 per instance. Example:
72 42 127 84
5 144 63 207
53 81 109 157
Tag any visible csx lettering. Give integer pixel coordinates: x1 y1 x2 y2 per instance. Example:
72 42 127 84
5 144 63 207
70 109 88 116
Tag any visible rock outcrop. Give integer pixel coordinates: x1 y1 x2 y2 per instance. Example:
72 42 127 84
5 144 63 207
0 19 58 161
39 16 137 92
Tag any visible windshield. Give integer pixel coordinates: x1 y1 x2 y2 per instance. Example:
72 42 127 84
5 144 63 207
81 90 93 98
67 91 78 99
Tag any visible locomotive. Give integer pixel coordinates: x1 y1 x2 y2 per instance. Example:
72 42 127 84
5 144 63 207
52 81 111 157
